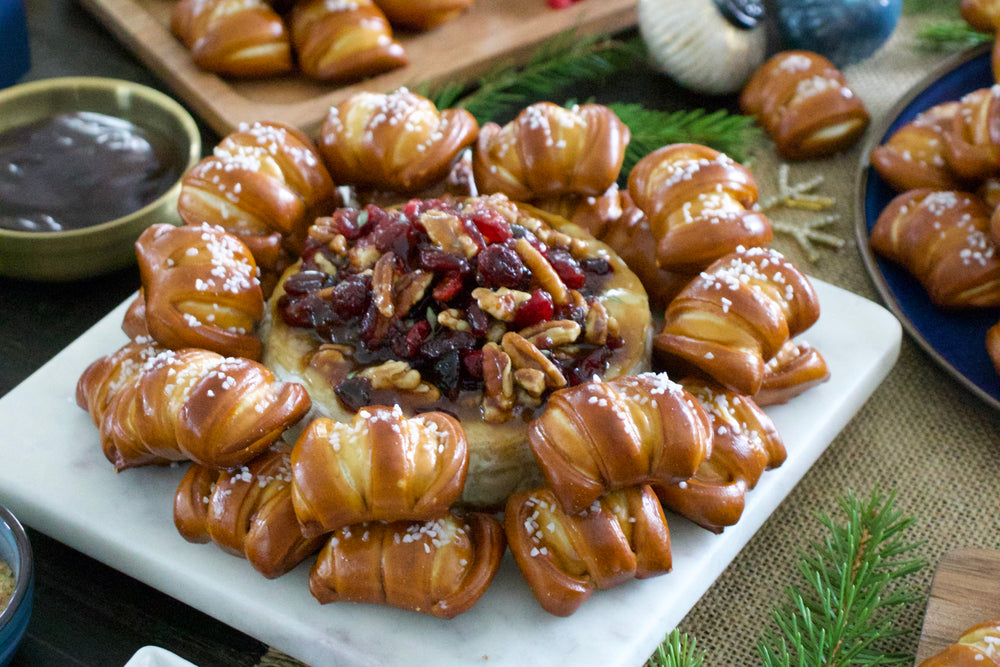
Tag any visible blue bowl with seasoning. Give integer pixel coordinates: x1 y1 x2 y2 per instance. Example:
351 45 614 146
0 503 32 667
0 77 202 281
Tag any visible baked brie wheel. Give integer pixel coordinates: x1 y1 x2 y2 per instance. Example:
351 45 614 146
262 193 652 507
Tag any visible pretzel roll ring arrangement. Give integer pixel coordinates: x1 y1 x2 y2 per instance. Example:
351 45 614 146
527 372 712 515
504 485 672 617
135 223 264 360
290 405 469 537
627 143 772 273
653 246 821 396
318 88 479 195
740 50 870 160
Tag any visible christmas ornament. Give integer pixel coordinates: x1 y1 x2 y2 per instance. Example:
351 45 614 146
775 0 903 68
637 0 768 95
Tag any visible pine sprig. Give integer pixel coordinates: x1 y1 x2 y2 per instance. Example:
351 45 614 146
756 489 926 667
915 19 992 51
416 31 645 124
903 0 961 16
608 103 762 172
646 629 706 667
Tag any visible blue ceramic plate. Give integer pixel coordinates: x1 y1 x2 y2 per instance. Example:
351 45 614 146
856 44 1000 410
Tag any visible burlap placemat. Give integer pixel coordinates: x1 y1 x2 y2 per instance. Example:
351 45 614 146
257 16 1000 667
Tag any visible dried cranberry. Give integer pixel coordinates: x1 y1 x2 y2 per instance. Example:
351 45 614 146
567 346 613 385
466 302 490 337
462 349 484 379
514 289 554 328
476 243 529 289
469 208 512 243
421 329 476 360
327 274 371 321
328 208 371 240
418 245 469 273
366 206 415 255
394 319 431 358
547 248 586 289
432 272 465 301
335 377 373 412
434 351 462 399
282 269 333 296
581 256 612 275
404 198 448 222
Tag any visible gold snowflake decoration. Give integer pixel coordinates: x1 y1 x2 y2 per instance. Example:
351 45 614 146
759 164 845 262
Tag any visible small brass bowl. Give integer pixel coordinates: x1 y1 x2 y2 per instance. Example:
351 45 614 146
0 77 201 281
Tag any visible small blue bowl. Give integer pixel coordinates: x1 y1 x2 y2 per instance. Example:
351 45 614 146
0 504 32 667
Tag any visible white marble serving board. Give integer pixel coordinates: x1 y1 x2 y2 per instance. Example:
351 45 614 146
0 279 901 667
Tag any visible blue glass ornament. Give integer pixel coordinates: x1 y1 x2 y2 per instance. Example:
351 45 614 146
775 0 902 68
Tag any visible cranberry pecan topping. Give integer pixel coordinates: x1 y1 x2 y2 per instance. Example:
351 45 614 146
275 194 626 421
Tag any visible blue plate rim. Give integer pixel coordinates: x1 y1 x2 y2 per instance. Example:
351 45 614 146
854 43 1000 411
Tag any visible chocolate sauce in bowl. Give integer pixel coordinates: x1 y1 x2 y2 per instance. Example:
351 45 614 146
0 111 185 232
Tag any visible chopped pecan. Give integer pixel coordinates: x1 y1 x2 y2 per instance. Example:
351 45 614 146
482 342 514 423
349 243 381 271
501 332 566 388
519 319 581 348
584 299 620 345
514 368 546 397
420 209 479 258
307 344 354 386
471 287 532 321
392 270 432 319
438 309 470 331
372 252 396 318
358 360 422 391
514 237 569 305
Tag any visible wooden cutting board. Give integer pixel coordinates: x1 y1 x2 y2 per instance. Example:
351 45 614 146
78 0 638 138
914 548 1000 665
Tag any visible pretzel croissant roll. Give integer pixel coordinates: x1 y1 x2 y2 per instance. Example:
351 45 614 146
942 87 1000 181
739 50 869 160
177 121 336 292
174 446 324 578
100 348 310 471
962 0 1000 32
76 336 165 427
373 0 475 29
918 618 1000 666
170 0 293 78
504 485 672 617
870 101 966 193
308 512 505 619
318 88 478 194
473 102 630 202
290 406 469 537
528 372 712 515
289 0 407 83
654 377 785 533
870 189 1000 308
654 246 821 396
627 143 772 273
136 223 264 360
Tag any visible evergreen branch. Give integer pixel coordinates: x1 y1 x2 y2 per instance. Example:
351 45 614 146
646 629 706 667
608 103 763 171
414 30 646 124
903 0 961 16
915 19 992 51
756 489 926 667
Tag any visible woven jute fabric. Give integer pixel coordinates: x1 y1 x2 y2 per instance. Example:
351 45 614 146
257 16 1000 667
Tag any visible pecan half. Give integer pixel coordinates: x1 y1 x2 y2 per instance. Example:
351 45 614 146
482 342 514 423
514 237 569 305
500 331 566 388
472 287 532 321
519 319 581 348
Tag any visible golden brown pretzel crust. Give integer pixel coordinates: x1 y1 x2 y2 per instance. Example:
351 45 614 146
136 223 264 360
653 246 821 396
289 0 407 82
754 340 829 407
654 377 785 533
740 50 869 160
100 348 310 471
177 121 336 293
870 189 1000 308
504 485 672 617
942 88 1000 181
473 102 630 202
918 618 1000 666
170 0 293 78
627 143 772 273
308 511 506 619
373 0 475 29
76 337 165 428
318 89 478 194
870 102 967 193
173 446 324 578
527 372 712 515
962 0 1000 33
290 406 468 537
